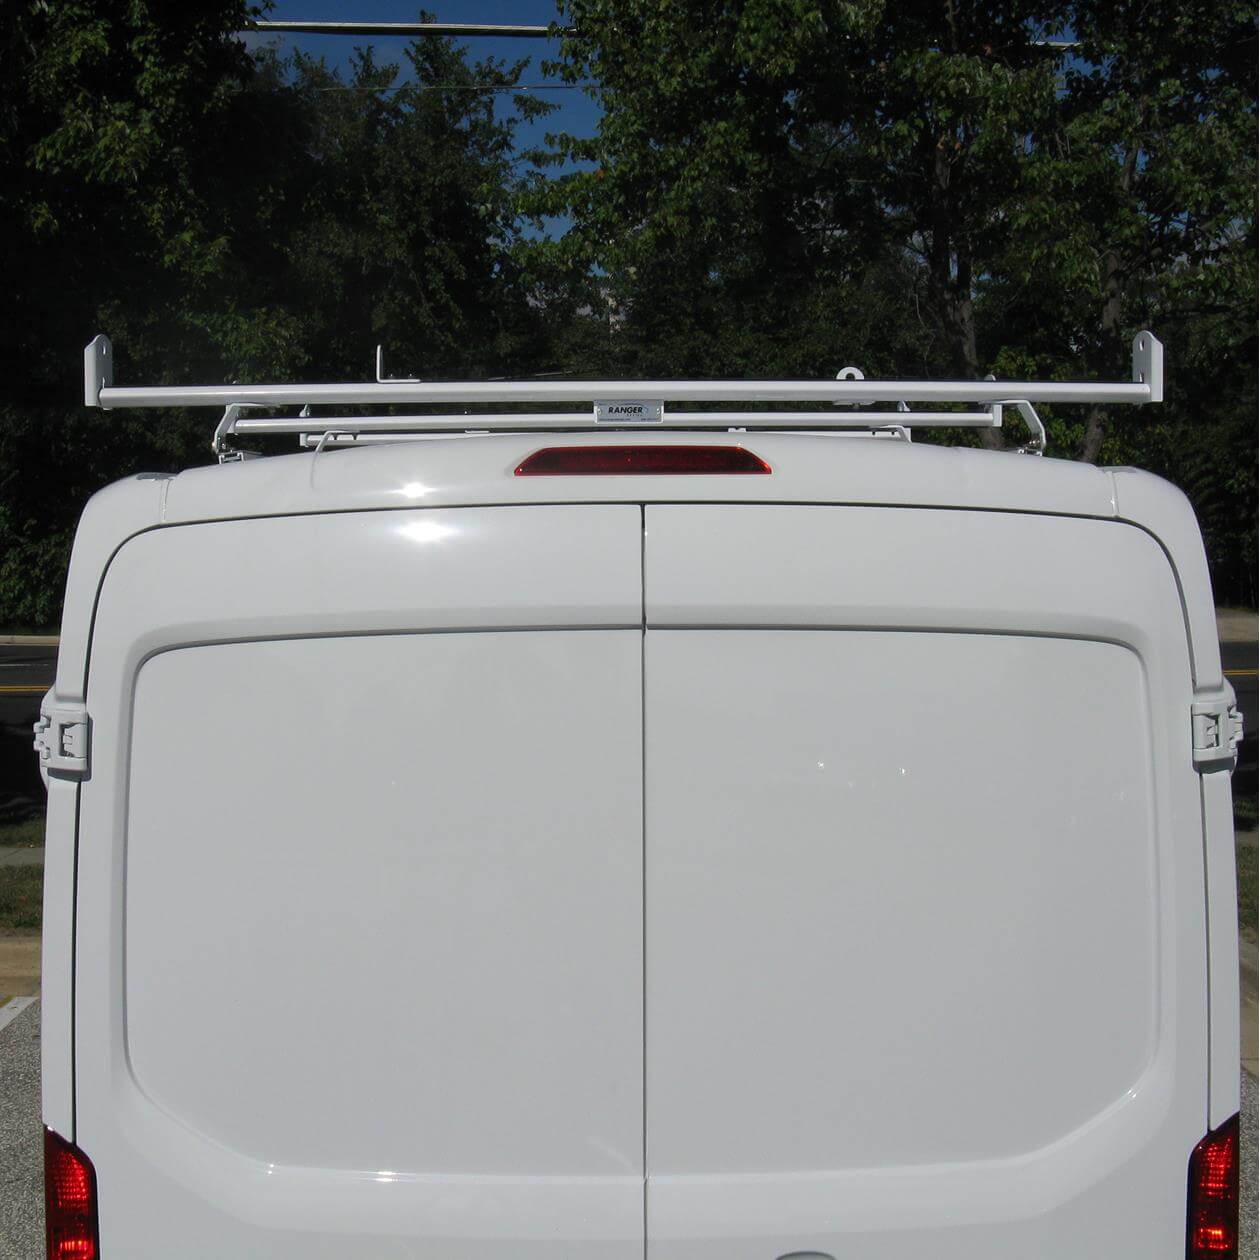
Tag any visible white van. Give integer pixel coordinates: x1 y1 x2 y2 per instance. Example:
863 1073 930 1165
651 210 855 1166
36 333 1241 1258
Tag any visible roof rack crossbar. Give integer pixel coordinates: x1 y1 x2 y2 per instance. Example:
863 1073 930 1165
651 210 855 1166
231 408 1001 436
84 332 1163 412
86 332 1161 461
298 428 916 448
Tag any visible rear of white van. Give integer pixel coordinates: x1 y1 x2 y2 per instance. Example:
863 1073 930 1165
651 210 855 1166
39 434 1240 1258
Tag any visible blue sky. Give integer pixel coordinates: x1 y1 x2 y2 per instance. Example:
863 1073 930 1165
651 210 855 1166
249 1 602 175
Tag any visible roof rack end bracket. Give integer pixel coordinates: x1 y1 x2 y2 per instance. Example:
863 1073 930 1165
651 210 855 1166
1132 331 1164 403
213 402 269 461
1011 401 1046 455
84 334 113 408
992 400 1047 455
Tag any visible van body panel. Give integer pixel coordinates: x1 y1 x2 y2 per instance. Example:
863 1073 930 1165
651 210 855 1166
52 474 166 702
125 632 644 1174
1202 768 1242 1128
42 476 166 1138
646 631 1155 1168
1111 467 1223 692
160 431 1119 524
73 506 645 1257
39 775 79 1138
44 440 1234 1257
641 505 1206 1258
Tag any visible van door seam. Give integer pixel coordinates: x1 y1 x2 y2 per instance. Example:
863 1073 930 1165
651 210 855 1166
640 502 648 1259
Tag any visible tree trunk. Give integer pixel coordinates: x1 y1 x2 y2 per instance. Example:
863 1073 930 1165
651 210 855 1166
1080 145 1138 464
1079 251 1126 464
928 138 1002 449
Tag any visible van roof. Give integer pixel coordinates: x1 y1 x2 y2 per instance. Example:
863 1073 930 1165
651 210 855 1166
160 429 1113 519
54 428 1224 730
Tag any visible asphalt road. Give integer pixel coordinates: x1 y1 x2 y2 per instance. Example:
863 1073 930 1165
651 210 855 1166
1225 641 1259 793
0 1002 41 1259
0 646 56 821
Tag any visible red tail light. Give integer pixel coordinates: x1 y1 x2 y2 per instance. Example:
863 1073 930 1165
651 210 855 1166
514 445 771 476
1187 1113 1239 1258
44 1128 99 1260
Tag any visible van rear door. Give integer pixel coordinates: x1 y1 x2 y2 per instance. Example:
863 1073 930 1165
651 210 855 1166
643 504 1207 1260
74 505 645 1258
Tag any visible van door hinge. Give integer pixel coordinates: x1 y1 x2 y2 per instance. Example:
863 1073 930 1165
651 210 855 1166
33 702 91 780
1191 688 1243 773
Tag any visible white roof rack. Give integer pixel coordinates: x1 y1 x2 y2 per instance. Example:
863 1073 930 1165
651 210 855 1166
82 331 1163 461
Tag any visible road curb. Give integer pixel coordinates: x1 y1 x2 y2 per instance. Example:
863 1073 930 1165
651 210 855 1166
0 995 37 1035
0 636 58 646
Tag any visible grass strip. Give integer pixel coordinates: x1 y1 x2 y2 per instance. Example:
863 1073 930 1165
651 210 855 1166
0 818 44 847
0 865 42 934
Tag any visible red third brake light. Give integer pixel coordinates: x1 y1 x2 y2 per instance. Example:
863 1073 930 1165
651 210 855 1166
44 1128 99 1260
514 445 771 476
1187 1113 1239 1258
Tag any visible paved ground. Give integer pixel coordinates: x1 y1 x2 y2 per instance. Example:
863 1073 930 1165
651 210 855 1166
1244 1070 1257 1258
0 937 40 1005
0 1002 41 1260
1244 928 1258 1080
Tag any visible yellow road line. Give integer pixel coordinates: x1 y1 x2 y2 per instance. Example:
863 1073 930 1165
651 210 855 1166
1226 669 1258 679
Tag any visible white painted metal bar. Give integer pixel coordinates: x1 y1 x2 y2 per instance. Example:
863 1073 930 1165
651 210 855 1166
233 409 1000 435
297 430 913 448
93 377 1154 408
85 331 1163 410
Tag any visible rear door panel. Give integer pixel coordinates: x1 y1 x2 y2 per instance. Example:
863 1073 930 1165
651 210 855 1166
643 504 1205 1260
77 505 645 1258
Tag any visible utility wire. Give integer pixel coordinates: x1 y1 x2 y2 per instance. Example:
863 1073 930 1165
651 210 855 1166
306 83 593 93
251 21 574 38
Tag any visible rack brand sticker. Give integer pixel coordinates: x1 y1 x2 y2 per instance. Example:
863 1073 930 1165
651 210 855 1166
594 400 664 423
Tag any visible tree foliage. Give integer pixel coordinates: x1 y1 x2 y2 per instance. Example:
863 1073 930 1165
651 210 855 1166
534 0 1256 591
0 1 1255 623
0 2 550 626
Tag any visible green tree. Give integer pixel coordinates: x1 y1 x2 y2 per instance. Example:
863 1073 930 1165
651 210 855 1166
1002 0 1256 461
0 0 263 626
533 0 1256 597
533 1 1069 395
0 4 551 626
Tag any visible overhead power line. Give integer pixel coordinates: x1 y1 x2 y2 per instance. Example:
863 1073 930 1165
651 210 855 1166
302 83 591 93
250 21 576 39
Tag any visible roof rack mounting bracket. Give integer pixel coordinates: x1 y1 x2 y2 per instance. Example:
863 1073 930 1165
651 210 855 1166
213 403 268 461
1132 331 1163 403
84 334 114 408
376 345 421 384
1000 400 1046 455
